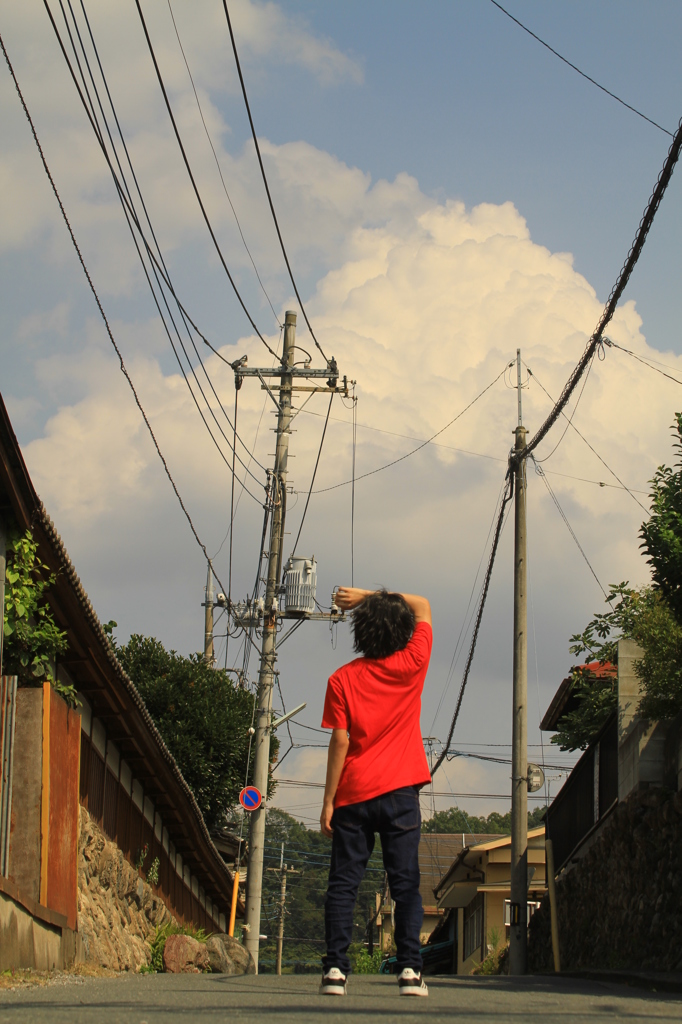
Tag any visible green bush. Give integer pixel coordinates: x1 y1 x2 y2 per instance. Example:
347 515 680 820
140 922 210 974
3 530 71 701
348 943 384 974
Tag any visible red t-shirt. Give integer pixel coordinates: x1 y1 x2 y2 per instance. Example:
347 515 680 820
321 622 432 807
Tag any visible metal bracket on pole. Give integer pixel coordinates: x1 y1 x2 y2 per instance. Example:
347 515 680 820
271 702 307 730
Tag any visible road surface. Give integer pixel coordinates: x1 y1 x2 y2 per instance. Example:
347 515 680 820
0 972 679 1023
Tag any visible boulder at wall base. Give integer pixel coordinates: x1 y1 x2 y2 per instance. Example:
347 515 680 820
163 934 211 974
206 935 256 975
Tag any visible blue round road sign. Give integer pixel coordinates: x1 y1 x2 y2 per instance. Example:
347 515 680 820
239 786 262 811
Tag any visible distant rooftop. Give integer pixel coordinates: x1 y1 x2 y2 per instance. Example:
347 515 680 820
541 662 616 732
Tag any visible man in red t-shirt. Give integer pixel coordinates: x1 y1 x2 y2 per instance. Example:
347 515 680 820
319 586 432 998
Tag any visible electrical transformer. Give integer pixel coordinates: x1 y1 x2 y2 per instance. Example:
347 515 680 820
284 556 317 616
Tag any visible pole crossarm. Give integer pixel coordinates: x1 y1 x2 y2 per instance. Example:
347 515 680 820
236 367 336 379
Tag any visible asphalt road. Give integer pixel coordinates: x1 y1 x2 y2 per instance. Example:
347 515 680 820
0 973 680 1023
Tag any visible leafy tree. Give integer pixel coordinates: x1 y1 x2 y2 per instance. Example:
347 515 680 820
3 530 72 703
421 805 546 835
116 634 269 831
640 412 682 624
568 583 682 725
550 664 617 751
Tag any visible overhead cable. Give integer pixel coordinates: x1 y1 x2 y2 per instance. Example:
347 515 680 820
428 478 507 737
430 473 514 779
0 30 229 591
489 0 673 137
4 25 268 660
133 0 280 361
165 0 281 328
45 0 268 490
531 457 609 601
290 393 334 558
512 113 682 471
603 337 682 387
531 354 594 464
221 0 330 365
446 749 573 772
527 367 649 515
299 404 646 494
313 362 513 493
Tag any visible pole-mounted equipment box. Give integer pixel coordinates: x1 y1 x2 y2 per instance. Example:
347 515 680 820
283 556 317 616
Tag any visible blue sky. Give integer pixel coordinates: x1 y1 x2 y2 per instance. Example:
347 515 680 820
1 0 681 821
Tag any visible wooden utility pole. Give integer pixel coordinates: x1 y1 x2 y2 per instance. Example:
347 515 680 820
243 312 296 970
509 348 528 975
267 844 299 976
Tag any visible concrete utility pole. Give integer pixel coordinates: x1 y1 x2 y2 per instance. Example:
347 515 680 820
509 348 528 975
243 311 296 969
203 562 215 666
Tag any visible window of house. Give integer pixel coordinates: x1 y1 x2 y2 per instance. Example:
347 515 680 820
504 899 542 926
463 894 483 960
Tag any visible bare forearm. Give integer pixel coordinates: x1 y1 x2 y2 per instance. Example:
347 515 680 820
324 733 349 804
335 586 431 625
396 592 432 625
321 730 349 836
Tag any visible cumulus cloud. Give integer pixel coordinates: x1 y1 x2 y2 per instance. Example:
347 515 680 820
2 12 678 814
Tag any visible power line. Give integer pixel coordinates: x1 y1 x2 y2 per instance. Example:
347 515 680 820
446 749 574 773
531 354 594 465
272 779 548 801
133 0 280 361
513 113 682 471
46 0 268 496
165 0 281 328
428 118 682 778
531 457 609 601
0 29 226 591
313 362 513 493
603 337 682 387
430 472 514 779
221 0 330 366
428 478 507 736
290 392 334 558
488 0 673 137
526 367 649 515
298 404 647 494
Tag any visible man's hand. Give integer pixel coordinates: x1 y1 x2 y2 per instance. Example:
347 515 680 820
334 587 372 610
320 797 335 837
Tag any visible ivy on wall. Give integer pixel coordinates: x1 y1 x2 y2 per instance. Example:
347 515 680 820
3 529 74 705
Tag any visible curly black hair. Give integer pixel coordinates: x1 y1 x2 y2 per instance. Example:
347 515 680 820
351 590 416 660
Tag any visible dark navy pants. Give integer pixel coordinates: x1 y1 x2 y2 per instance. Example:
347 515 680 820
323 785 423 975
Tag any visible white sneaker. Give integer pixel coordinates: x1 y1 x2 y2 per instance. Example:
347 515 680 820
319 967 347 995
398 968 428 997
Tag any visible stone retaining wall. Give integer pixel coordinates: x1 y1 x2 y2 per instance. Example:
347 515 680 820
78 806 174 971
528 788 682 973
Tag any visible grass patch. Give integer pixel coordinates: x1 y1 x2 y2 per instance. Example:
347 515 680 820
140 923 211 974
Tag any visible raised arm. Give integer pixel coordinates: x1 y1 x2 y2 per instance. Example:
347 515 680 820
334 586 431 626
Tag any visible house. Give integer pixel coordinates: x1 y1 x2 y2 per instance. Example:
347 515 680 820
0 396 241 970
374 832 505 970
432 826 547 974
541 642 682 874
